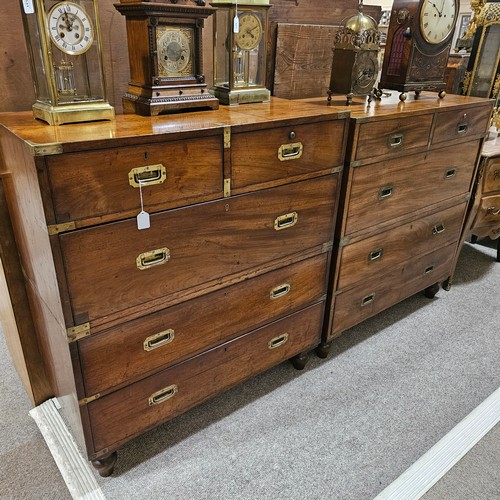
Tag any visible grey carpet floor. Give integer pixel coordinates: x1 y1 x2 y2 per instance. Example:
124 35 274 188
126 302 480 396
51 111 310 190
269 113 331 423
1 238 499 500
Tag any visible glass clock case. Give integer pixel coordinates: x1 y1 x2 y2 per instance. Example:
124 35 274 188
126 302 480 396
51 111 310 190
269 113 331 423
20 0 113 124
211 0 270 105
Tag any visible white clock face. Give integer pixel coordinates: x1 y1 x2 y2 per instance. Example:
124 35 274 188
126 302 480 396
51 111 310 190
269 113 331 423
420 0 457 44
47 1 94 55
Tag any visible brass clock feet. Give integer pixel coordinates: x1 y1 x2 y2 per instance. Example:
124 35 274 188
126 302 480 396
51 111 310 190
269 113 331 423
414 89 421 98
399 92 408 102
315 342 331 359
438 90 446 99
290 351 309 370
91 451 118 477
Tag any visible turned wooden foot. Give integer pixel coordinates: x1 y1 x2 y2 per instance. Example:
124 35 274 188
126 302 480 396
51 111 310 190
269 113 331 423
290 351 308 370
315 342 331 359
442 277 452 291
423 282 440 299
92 451 117 477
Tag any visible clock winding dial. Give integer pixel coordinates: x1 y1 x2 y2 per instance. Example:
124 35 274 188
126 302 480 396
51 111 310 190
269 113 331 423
420 0 457 44
47 1 94 55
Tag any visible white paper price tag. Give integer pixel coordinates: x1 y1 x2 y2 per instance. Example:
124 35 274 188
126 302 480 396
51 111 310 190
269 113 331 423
233 15 240 33
22 0 35 14
137 210 150 230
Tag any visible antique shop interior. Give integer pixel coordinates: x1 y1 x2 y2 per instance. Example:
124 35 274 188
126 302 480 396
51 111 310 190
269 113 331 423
0 0 499 498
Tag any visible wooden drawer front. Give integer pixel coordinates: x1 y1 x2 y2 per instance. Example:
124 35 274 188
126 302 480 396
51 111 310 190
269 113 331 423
79 253 328 396
338 203 466 291
432 106 492 145
87 303 323 453
472 194 500 230
483 156 500 194
231 120 345 190
60 175 338 323
345 142 477 235
354 114 432 161
332 243 455 336
46 136 223 224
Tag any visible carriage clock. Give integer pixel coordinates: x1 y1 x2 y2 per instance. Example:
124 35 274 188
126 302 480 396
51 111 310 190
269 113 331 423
327 2 381 105
114 0 219 115
377 0 459 101
210 0 271 105
19 0 114 125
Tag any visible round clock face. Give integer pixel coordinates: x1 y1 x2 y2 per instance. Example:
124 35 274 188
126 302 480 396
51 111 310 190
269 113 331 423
352 52 378 94
234 12 263 51
420 0 457 44
47 1 94 55
158 29 192 75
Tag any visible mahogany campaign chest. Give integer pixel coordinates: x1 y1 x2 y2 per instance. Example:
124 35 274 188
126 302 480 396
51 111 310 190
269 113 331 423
0 98 348 475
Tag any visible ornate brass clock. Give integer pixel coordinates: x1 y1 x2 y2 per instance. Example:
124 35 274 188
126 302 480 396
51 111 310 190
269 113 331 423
115 0 219 116
20 0 114 125
210 0 271 105
327 4 381 105
378 0 459 101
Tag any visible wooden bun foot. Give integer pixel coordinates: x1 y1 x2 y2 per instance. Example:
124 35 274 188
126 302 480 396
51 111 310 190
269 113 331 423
92 451 118 477
423 282 440 299
290 351 308 370
315 342 331 358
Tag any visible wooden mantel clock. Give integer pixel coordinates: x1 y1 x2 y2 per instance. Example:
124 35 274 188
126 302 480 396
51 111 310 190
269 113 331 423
378 0 459 101
114 0 219 115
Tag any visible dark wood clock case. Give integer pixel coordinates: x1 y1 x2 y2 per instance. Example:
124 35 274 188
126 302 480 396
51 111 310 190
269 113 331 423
378 0 458 99
115 0 219 115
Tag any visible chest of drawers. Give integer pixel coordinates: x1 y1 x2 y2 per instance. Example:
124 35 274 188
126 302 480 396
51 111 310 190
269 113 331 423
0 98 348 475
308 93 493 353
467 136 500 261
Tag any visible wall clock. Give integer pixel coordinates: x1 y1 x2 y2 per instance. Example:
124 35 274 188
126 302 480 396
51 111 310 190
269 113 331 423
115 0 219 115
20 0 114 125
210 0 271 105
377 0 459 101
327 5 381 105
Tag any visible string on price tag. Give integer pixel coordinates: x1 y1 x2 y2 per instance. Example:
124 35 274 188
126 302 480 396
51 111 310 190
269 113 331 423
136 180 151 230
233 0 239 33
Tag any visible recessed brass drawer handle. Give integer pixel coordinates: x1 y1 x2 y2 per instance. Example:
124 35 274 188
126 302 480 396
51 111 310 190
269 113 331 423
487 207 500 216
388 133 404 148
268 333 289 349
128 164 166 188
136 247 170 270
368 248 384 261
444 168 457 179
424 265 434 274
143 329 175 351
270 283 291 300
274 211 298 230
361 293 375 306
432 223 445 235
148 385 177 406
457 122 468 135
278 142 303 161
379 185 394 200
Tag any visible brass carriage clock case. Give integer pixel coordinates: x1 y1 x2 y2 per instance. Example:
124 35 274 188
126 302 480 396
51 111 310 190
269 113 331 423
327 4 381 105
115 0 219 116
378 0 459 101
210 0 271 105
20 0 114 125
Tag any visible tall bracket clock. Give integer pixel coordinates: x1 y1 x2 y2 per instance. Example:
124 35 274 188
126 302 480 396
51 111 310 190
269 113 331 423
20 0 114 125
115 0 219 115
378 0 459 101
210 0 271 105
